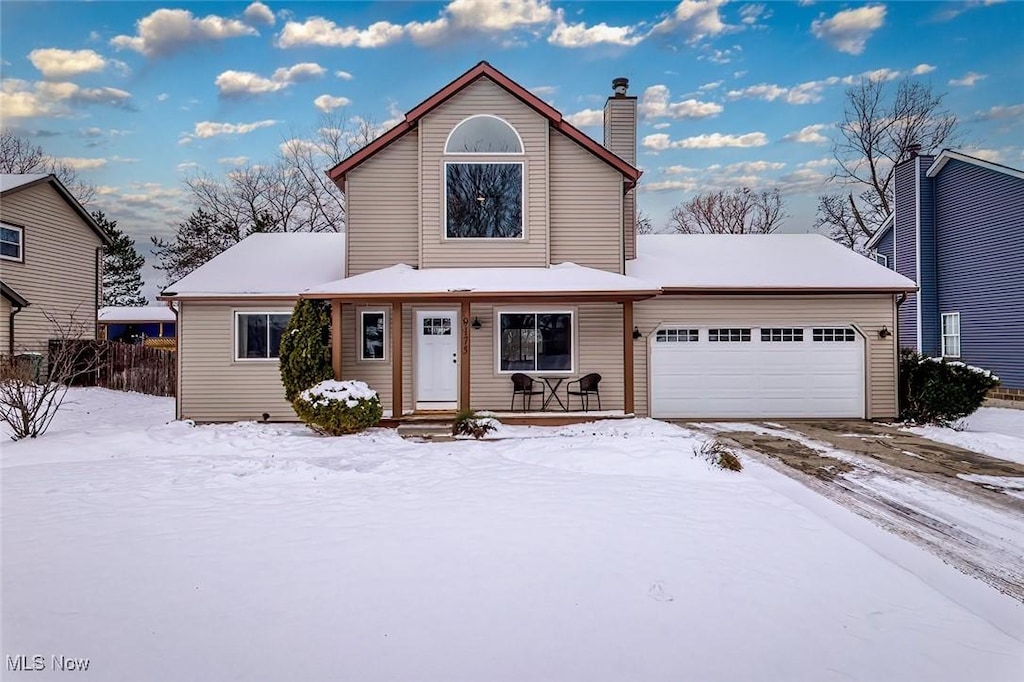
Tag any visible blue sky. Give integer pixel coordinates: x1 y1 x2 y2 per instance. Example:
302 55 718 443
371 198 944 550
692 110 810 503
2 1 1022 300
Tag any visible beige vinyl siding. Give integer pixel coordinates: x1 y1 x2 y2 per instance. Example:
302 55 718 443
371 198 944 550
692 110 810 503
1 182 100 353
419 78 549 267
461 303 625 411
339 303 395 414
623 189 636 261
0 296 10 351
346 131 420 276
603 96 637 263
178 300 297 422
549 132 623 273
633 295 898 419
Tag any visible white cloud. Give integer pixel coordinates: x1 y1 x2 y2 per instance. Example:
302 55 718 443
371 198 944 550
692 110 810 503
810 5 886 55
976 103 1024 120
639 84 722 119
800 157 833 168
949 71 987 87
243 2 275 26
215 62 325 96
157 93 169 101
28 48 109 80
565 108 604 127
727 67 904 106
651 0 731 43
652 122 671 130
0 79 132 118
932 0 1006 22
782 123 830 144
278 0 555 49
642 131 768 151
726 83 787 102
912 63 936 75
529 85 557 96
697 80 724 91
218 156 250 165
663 164 698 174
965 148 1005 163
335 70 354 80
186 120 279 141
55 156 107 170
699 47 738 64
644 179 700 193
111 8 258 57
176 162 199 172
739 4 770 26
776 168 830 194
314 94 351 112
725 160 785 173
548 12 645 47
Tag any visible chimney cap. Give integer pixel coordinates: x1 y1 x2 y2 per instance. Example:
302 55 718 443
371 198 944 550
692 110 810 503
908 142 922 158
612 77 629 97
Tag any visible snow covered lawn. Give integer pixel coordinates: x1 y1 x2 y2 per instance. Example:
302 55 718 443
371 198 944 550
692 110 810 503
3 390 1022 681
907 406 1024 466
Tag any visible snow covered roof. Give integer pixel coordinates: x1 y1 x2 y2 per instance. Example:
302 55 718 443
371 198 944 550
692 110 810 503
303 262 660 300
162 233 347 299
0 173 48 192
629 234 917 293
99 306 176 323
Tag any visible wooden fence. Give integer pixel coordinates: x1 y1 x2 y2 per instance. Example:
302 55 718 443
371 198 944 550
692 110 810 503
49 339 176 397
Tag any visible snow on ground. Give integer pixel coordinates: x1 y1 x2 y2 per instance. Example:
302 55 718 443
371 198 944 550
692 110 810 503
3 389 1023 681
907 406 1024 465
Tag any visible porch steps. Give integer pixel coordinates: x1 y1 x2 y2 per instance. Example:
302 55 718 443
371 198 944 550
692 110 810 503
396 421 455 442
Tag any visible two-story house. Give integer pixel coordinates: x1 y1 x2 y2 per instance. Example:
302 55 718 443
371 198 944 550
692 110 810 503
162 62 914 423
1 173 111 358
867 149 1024 399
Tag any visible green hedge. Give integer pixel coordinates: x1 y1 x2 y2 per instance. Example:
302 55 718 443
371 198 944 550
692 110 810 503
292 380 382 436
898 349 999 425
279 299 333 403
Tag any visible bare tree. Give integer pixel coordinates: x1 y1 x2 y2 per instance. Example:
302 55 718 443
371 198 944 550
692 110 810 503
0 129 96 204
635 210 654 235
0 310 101 440
668 187 787 234
816 78 960 250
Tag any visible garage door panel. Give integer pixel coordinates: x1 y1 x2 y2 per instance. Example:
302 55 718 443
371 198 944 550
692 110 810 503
650 326 864 419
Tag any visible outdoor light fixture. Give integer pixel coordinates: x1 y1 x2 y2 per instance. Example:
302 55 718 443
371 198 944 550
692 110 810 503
472 317 483 330
878 326 891 339
632 326 642 339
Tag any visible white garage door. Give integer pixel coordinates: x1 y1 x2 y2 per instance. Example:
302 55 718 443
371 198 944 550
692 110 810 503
650 326 865 419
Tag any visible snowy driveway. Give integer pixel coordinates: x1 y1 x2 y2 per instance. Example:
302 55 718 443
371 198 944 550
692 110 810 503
702 416 1024 603
3 390 1023 681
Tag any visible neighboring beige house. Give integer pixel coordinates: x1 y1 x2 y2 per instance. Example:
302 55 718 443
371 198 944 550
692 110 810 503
161 62 915 423
1 174 111 357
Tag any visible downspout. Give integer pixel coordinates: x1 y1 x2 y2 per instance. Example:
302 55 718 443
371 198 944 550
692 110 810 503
894 292 907 419
95 246 104 338
167 300 181 420
9 304 22 356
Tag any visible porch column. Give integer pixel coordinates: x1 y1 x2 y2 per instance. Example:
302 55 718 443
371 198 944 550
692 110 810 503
623 300 635 414
331 300 343 380
459 300 471 413
391 301 403 418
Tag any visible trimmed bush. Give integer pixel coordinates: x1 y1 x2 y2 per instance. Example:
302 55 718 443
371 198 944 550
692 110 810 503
452 409 498 439
293 380 382 436
279 299 333 403
899 349 1000 425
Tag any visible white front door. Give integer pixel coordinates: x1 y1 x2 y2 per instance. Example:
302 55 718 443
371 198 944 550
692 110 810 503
416 310 459 405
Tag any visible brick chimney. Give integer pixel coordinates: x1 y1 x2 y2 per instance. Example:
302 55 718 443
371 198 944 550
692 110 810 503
604 77 638 260
908 142 922 159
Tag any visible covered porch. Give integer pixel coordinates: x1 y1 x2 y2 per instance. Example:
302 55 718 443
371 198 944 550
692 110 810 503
301 263 659 422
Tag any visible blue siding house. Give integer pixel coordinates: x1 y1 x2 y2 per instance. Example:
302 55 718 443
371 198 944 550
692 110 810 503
867 150 1024 396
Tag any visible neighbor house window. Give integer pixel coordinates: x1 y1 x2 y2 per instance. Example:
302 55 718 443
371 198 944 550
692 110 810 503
361 310 386 361
870 252 889 268
236 312 290 360
498 312 573 373
445 115 523 154
445 162 524 238
1 223 23 261
941 312 961 358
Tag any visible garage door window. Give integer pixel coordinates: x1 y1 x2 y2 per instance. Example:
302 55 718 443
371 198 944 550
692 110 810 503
812 327 856 342
761 328 804 342
656 328 699 343
708 328 751 342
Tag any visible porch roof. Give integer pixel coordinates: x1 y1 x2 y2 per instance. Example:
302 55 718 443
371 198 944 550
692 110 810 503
302 262 660 302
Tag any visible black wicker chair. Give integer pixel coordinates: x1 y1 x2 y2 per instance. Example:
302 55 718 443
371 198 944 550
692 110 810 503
510 373 544 411
566 373 602 412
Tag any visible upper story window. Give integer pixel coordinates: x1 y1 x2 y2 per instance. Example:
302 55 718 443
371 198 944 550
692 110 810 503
445 115 523 154
1 222 23 262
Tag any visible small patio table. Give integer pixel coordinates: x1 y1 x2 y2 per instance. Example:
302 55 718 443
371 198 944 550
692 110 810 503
537 376 568 411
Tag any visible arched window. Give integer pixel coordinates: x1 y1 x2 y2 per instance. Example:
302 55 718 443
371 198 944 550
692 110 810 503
445 115 523 154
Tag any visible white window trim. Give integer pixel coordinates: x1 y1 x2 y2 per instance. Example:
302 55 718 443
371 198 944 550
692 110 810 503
444 114 524 155
870 251 889 268
233 311 292 362
1 222 24 262
494 309 576 375
941 312 961 358
359 309 387 362
442 160 526 241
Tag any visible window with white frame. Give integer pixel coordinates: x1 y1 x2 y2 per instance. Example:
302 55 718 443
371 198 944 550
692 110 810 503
941 312 961 358
445 115 523 154
360 310 386 360
1 223 23 261
236 312 291 360
870 252 889 268
498 312 573 373
445 162 523 239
